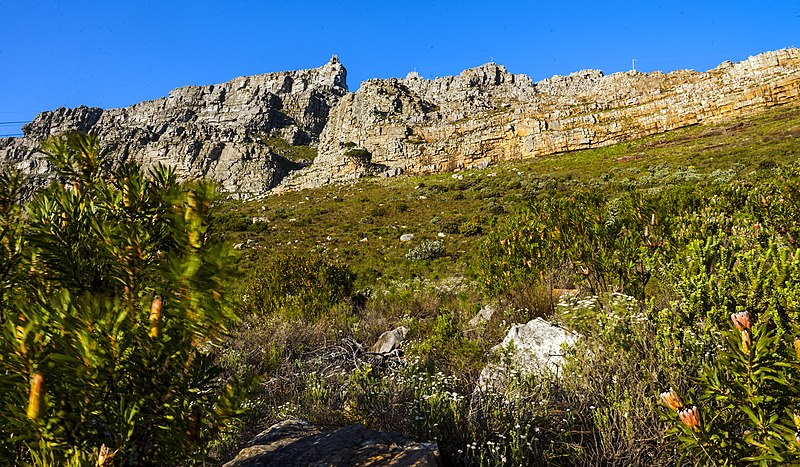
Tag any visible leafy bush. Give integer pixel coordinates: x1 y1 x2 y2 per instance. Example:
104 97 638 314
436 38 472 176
344 148 372 165
405 240 446 261
458 220 482 236
238 254 355 321
439 219 461 234
661 311 800 464
0 133 242 465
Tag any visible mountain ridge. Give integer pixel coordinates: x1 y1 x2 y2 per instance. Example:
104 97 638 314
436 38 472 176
2 49 799 197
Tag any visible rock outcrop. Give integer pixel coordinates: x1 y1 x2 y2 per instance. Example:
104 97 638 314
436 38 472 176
0 56 347 197
278 48 800 191
476 317 577 394
369 326 409 354
223 419 440 466
3 49 800 198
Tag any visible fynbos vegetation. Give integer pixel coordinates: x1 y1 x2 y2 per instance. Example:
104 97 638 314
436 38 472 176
0 134 245 465
2 102 800 465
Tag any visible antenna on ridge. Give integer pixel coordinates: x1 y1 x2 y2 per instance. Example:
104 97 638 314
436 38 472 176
632 58 637 72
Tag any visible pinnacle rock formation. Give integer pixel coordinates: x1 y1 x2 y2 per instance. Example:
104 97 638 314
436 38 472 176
0 56 347 197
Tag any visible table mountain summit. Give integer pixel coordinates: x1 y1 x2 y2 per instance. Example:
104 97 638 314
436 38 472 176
3 49 800 197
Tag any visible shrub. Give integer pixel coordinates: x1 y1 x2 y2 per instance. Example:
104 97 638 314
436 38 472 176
0 133 242 465
369 205 388 217
405 240 446 261
439 219 461 234
661 311 800 464
556 293 704 465
238 254 355 321
458 220 482 236
211 211 250 232
344 148 372 165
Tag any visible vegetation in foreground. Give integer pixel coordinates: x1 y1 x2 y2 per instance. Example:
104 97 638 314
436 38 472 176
216 103 800 466
0 103 799 465
0 134 245 465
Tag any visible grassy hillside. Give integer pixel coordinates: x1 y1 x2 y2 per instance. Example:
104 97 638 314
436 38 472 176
215 103 800 286
206 102 800 465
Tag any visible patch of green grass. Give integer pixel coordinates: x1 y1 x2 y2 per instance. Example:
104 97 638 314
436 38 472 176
261 136 318 162
218 103 800 287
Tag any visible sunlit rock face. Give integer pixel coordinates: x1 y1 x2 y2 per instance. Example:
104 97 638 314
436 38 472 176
3 49 800 198
278 48 800 192
0 56 347 197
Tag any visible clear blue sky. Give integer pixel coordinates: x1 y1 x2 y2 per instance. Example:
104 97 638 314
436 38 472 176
2 0 799 137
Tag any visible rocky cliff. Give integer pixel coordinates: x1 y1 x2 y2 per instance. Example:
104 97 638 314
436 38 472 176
3 49 800 197
0 56 347 197
277 48 800 191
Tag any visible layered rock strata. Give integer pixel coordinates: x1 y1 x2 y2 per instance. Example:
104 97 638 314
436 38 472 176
0 56 347 197
3 49 800 198
278 48 800 191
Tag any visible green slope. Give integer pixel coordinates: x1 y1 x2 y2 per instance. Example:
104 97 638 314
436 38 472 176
214 103 800 285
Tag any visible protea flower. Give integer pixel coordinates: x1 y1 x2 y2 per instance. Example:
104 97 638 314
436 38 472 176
149 295 163 338
678 406 701 431
731 311 751 331
659 388 683 412
27 373 44 420
97 444 115 466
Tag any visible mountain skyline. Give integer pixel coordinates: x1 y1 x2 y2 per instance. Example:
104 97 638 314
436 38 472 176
2 0 799 137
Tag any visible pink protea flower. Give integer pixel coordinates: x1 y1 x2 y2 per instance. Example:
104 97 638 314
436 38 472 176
731 311 751 331
678 406 701 431
659 388 683 412
27 373 44 420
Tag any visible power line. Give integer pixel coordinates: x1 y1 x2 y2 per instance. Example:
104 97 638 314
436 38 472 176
0 134 24 137
0 121 32 125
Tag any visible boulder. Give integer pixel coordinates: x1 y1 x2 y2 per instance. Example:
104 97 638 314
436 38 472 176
476 317 577 393
369 326 408 354
468 304 496 328
223 419 440 467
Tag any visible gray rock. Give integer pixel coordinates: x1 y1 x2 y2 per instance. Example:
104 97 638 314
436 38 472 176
223 419 439 467
476 317 577 393
468 304 496 328
370 326 408 354
400 234 414 242
1 56 348 198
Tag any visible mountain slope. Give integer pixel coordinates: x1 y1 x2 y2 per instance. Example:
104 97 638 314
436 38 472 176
2 49 799 199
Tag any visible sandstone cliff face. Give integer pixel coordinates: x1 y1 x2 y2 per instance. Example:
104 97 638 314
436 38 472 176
278 48 800 192
3 49 800 198
0 56 347 197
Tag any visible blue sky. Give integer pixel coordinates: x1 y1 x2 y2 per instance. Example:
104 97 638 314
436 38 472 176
2 0 799 137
